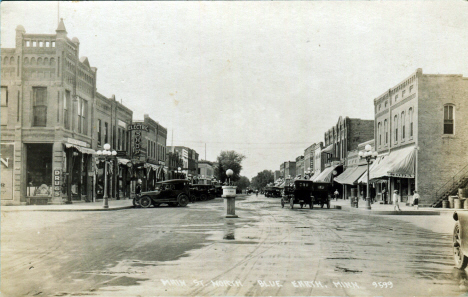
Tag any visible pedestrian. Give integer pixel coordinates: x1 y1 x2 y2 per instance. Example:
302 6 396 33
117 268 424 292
412 190 420 210
393 190 401 211
334 189 339 201
135 179 142 198
382 187 387 204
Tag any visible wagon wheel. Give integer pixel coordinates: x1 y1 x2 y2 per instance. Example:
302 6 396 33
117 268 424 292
178 194 189 207
454 221 468 269
290 198 294 209
139 196 152 208
281 199 285 208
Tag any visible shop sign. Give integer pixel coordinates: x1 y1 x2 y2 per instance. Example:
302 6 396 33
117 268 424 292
66 138 90 148
128 124 149 131
53 169 61 197
133 131 142 156
1 144 14 200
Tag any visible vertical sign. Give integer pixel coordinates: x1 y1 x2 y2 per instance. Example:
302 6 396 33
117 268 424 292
1 144 14 200
54 168 61 197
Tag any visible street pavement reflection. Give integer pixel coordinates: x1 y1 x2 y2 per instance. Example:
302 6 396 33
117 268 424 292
1 194 466 296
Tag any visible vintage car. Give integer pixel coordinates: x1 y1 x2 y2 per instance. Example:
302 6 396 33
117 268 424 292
190 184 214 201
138 179 190 208
281 180 314 209
311 182 332 209
453 211 468 270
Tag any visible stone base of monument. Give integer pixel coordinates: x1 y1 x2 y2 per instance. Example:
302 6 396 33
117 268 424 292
222 186 238 218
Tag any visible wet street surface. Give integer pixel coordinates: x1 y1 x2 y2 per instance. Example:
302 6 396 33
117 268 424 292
2 195 467 296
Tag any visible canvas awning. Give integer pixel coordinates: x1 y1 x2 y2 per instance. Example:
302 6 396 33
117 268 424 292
117 158 131 165
309 171 321 181
358 146 416 183
322 144 334 154
313 164 340 183
334 165 368 185
64 143 95 155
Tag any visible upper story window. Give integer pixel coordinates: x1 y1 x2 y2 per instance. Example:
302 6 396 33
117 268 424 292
379 104 381 111
394 115 398 142
409 85 414 93
33 87 47 127
51 41 56 47
444 104 454 134
401 111 406 140
409 107 414 138
104 122 109 144
64 91 71 130
1 87 8 126
378 122 382 146
385 101 388 108
384 119 388 145
97 119 102 146
395 94 398 102
402 90 406 98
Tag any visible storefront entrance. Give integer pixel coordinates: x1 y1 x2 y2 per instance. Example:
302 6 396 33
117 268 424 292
26 143 53 205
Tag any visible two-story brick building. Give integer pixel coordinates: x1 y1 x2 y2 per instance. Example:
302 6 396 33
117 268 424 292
365 68 468 206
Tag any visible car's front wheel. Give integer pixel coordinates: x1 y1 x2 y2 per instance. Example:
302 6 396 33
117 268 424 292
139 196 152 208
454 221 468 269
178 194 189 207
200 194 207 201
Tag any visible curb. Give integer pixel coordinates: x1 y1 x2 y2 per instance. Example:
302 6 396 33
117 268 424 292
339 205 440 216
1 205 134 212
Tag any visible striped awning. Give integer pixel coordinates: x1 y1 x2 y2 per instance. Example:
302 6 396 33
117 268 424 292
64 143 95 155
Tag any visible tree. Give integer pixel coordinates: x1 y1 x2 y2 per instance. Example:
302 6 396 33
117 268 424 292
214 150 246 184
250 170 274 190
234 176 251 191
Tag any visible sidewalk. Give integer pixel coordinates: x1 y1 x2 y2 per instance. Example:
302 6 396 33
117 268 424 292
330 198 464 216
1 198 134 212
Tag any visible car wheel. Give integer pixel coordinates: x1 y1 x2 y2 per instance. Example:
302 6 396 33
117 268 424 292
139 196 152 208
290 198 294 209
133 198 140 208
178 194 189 207
200 194 207 201
454 221 468 269
190 195 197 203
281 199 285 208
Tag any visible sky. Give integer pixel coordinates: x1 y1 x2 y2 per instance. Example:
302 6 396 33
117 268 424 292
1 1 468 179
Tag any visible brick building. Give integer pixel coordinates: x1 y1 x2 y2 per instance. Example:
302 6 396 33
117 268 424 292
274 170 281 182
295 156 304 178
1 21 99 205
197 160 215 184
130 114 167 191
367 68 468 206
167 146 199 181
94 92 133 200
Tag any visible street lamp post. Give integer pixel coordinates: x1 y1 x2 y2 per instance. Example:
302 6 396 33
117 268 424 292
222 169 238 218
96 143 117 209
359 144 378 210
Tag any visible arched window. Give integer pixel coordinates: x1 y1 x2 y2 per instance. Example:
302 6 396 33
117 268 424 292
50 58 55 66
24 57 29 65
401 111 406 140
37 57 43 65
10 57 15 64
31 57 36 65
409 108 414 137
44 58 49 65
444 104 455 134
384 119 388 145
394 115 398 142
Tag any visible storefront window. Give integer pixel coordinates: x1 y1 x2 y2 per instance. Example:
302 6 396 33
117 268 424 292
26 144 52 196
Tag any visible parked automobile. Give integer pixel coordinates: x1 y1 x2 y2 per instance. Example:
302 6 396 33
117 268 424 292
190 184 213 201
138 179 190 208
453 211 468 269
310 181 332 208
214 185 223 197
281 180 314 209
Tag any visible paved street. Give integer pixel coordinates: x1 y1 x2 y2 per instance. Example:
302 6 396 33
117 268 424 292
1 194 467 297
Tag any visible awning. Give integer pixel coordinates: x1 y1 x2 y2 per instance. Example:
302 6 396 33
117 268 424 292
322 144 334 154
309 171 321 181
117 158 131 165
64 143 95 155
313 164 340 183
358 146 416 183
334 165 368 185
